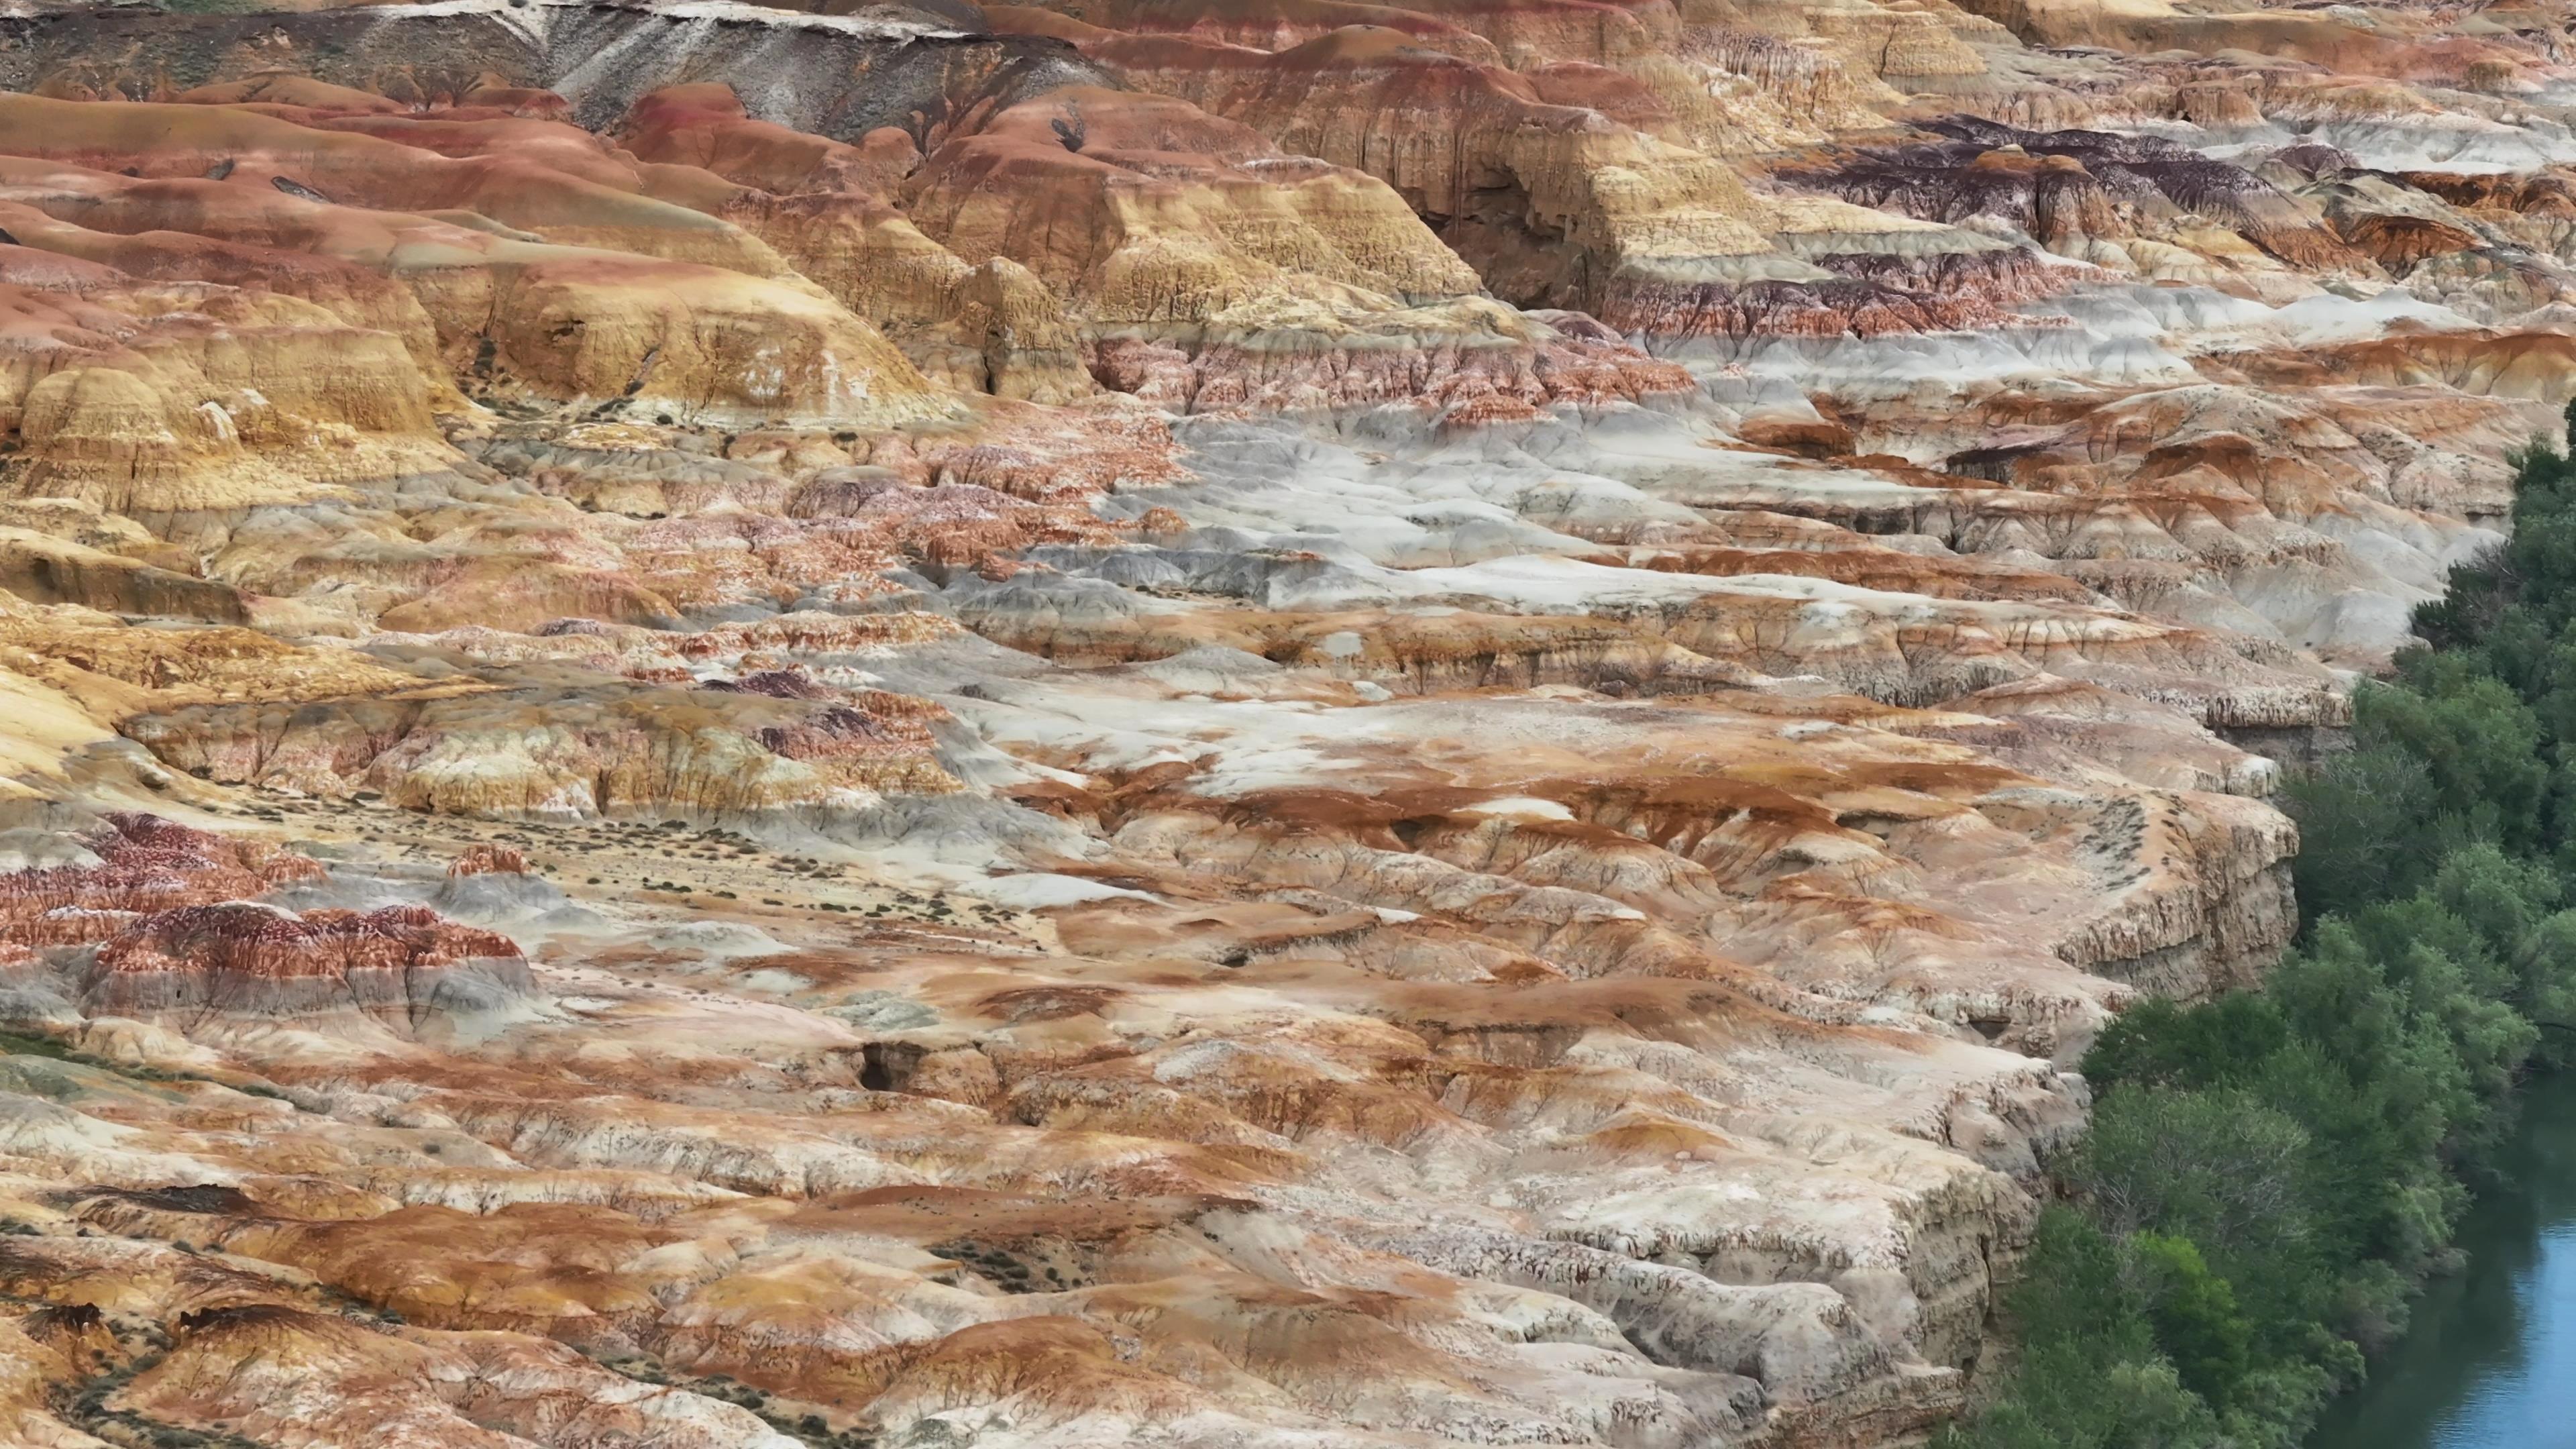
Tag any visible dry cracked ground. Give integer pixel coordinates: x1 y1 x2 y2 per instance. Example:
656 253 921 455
0 0 2558 1444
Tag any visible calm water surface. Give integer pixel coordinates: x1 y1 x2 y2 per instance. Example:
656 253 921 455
2310 1070 2576 1449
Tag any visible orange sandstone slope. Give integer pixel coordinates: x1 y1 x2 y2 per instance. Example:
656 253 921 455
0 0 2560 1444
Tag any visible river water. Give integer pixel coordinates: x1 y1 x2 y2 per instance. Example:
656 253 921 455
2309 1070 2576 1449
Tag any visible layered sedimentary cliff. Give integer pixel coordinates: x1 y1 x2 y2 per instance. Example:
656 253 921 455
0 0 2553 1444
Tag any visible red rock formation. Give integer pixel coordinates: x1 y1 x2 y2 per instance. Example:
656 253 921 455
2403 170 2576 219
618 84 920 198
446 845 529 879
1594 268 2064 339
0 814 322 947
0 103 951 428
1085 308 1694 413
1044 0 1690 66
2339 212 2484 270
1072 23 1772 308
80 902 531 1022
904 84 1482 319
1786 119 2366 273
122 672 965 816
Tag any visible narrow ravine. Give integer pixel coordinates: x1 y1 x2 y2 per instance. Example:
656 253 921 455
2311 1071 2576 1449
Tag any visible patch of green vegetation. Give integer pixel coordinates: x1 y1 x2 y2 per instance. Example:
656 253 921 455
0 1027 76 1063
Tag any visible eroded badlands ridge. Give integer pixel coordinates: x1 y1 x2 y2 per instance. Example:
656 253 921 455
0 0 2553 1444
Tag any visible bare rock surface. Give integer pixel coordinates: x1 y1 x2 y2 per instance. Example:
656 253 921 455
0 0 2561 1443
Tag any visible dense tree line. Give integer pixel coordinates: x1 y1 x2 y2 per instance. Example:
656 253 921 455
1947 404 2576 1449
